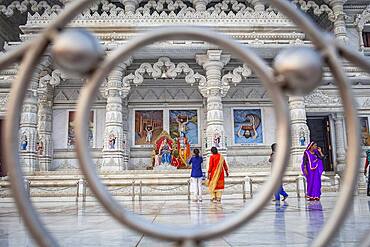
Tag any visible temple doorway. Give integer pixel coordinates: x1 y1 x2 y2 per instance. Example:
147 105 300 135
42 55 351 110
307 116 334 172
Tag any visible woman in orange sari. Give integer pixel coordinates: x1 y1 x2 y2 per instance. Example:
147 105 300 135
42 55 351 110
208 147 229 203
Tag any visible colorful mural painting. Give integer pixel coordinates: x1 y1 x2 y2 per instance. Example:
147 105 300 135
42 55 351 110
68 111 94 148
169 110 198 145
135 110 163 145
233 109 263 144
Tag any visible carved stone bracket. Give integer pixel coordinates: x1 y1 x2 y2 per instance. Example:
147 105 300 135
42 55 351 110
304 90 341 106
123 57 206 89
0 0 62 17
292 0 335 22
221 64 252 87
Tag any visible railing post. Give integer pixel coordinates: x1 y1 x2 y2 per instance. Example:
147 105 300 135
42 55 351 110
244 176 253 199
249 178 253 198
76 178 85 202
139 181 142 201
296 176 300 198
76 180 80 202
187 179 190 201
242 180 246 200
296 175 307 198
132 181 135 201
82 179 87 202
334 174 341 192
24 179 30 198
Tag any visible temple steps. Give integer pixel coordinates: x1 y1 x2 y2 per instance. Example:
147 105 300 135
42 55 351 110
0 169 343 200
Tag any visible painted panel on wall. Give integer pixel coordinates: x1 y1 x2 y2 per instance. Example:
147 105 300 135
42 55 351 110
135 110 163 145
233 109 263 144
68 111 94 148
169 110 198 145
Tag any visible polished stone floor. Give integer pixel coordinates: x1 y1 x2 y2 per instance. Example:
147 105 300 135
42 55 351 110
0 192 369 246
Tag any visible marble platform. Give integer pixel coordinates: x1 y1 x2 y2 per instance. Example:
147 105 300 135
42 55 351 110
0 169 340 200
0 192 369 246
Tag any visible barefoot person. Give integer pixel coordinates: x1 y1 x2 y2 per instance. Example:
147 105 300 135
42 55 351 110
269 143 288 201
207 147 229 203
301 141 325 201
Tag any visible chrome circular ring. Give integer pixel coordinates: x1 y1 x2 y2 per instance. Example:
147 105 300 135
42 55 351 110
75 27 291 243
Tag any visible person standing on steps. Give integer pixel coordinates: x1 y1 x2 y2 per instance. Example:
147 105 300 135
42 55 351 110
207 147 229 203
269 143 288 201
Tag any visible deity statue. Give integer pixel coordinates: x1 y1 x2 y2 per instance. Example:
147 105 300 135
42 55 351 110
299 129 306 146
177 132 191 165
36 141 44 155
108 133 116 149
159 137 172 165
20 135 28 151
213 132 221 148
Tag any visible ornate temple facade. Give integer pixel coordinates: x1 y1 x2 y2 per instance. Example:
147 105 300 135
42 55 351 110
0 0 369 174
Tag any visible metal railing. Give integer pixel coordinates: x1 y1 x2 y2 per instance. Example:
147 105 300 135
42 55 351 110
0 0 370 246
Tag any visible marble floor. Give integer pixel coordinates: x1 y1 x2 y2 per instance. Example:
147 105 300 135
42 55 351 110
0 193 370 246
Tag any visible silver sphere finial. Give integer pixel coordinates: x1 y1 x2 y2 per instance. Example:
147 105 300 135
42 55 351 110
273 47 323 95
51 29 104 74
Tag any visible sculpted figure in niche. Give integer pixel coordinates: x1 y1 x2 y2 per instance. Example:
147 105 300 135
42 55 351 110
20 134 28 151
299 129 306 146
108 133 117 149
36 141 44 155
213 131 221 148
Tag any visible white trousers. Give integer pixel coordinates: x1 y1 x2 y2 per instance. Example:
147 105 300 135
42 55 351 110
191 177 203 199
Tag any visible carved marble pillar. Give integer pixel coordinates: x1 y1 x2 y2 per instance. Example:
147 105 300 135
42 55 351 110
37 84 53 171
329 0 348 43
102 60 132 171
250 0 265 12
19 59 50 173
193 0 209 12
288 96 310 170
122 0 140 14
333 112 346 173
196 50 230 155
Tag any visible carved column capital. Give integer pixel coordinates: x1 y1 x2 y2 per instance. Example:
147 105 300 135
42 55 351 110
193 0 210 12
196 50 230 69
329 0 348 43
250 0 266 11
196 50 230 97
122 0 141 14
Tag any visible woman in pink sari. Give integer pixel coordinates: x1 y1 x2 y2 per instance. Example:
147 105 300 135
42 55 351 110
301 141 324 201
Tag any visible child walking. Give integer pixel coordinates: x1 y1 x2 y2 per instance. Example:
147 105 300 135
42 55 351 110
269 143 288 201
189 148 203 202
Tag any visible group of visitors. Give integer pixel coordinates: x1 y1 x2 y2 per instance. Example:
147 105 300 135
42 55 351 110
189 140 326 203
189 146 229 203
269 141 324 202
